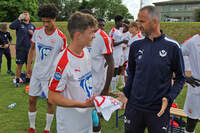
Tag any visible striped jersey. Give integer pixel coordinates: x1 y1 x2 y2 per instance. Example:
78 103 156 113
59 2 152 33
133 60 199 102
31 27 66 80
49 47 93 100
88 28 113 95
49 48 94 132
181 34 200 94
49 48 93 133
109 27 123 67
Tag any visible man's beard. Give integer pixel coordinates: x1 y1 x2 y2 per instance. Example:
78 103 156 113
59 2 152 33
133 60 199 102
142 30 151 37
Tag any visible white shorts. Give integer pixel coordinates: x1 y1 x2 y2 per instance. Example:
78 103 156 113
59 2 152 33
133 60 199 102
119 53 125 66
56 106 93 133
184 86 200 119
29 76 48 98
113 48 123 68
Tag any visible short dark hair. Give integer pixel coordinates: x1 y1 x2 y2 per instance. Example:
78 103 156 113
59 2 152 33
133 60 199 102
123 19 130 25
79 9 94 16
97 18 105 23
68 11 97 39
114 15 123 22
38 3 59 19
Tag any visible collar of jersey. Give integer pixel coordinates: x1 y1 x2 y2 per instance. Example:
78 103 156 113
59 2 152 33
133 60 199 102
67 47 84 58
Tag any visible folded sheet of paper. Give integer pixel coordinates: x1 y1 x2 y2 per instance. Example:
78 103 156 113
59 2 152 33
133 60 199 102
94 96 122 121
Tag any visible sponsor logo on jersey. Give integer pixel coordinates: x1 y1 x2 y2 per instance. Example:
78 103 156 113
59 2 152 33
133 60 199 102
159 50 167 57
137 49 144 60
87 47 92 53
37 42 53 60
79 72 93 98
54 72 62 80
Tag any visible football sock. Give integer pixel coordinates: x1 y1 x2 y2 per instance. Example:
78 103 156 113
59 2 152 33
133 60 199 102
28 111 37 129
44 113 54 131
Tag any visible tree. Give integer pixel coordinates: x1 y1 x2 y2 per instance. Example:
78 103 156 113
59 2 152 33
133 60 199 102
61 0 80 20
87 0 133 20
78 0 90 10
106 0 134 20
37 0 80 21
0 0 38 22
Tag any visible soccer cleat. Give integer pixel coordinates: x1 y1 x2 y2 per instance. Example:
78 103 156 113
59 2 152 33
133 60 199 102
7 70 15 76
27 128 35 133
43 130 51 133
16 78 20 87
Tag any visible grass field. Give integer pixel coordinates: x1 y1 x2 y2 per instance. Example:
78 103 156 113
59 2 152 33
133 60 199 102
1 21 200 132
0 56 200 133
0 56 126 133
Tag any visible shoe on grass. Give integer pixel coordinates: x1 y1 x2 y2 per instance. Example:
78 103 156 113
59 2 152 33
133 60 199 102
7 70 15 76
43 130 51 133
27 128 35 133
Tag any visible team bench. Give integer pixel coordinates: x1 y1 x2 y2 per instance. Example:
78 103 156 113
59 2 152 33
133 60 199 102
115 107 200 133
169 108 200 133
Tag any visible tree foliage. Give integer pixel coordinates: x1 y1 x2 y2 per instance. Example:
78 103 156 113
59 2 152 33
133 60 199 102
1 0 133 22
87 0 134 20
0 0 38 22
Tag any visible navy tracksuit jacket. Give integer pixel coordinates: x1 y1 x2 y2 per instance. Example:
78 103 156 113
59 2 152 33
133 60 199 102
123 31 186 112
9 19 35 52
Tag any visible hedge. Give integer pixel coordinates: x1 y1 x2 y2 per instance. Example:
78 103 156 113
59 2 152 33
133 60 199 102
6 22 200 45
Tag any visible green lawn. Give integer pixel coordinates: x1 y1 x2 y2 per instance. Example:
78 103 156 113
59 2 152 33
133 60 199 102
0 56 199 133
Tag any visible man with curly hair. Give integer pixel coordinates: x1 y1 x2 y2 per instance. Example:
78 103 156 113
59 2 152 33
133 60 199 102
26 3 67 133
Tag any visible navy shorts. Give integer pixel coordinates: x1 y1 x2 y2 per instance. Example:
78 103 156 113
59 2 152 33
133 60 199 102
16 49 29 64
124 106 170 133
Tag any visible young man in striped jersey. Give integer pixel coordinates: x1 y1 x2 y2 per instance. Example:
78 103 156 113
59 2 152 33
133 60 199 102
26 4 66 133
109 15 128 92
48 11 97 133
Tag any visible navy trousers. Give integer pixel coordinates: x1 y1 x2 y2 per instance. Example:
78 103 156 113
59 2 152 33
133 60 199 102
125 105 170 133
0 48 11 71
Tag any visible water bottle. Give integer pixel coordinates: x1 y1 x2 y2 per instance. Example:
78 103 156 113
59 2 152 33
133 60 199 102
92 110 99 127
8 103 16 109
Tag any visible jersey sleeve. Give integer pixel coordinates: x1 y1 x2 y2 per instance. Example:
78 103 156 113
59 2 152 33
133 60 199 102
181 37 192 56
30 30 37 44
183 56 191 71
100 30 113 55
57 29 67 51
109 28 115 38
49 49 69 93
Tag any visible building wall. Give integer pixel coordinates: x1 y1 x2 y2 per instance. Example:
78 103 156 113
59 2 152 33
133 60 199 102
156 2 200 22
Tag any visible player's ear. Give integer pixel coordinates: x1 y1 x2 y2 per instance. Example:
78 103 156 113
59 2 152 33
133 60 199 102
153 18 159 26
73 31 81 41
